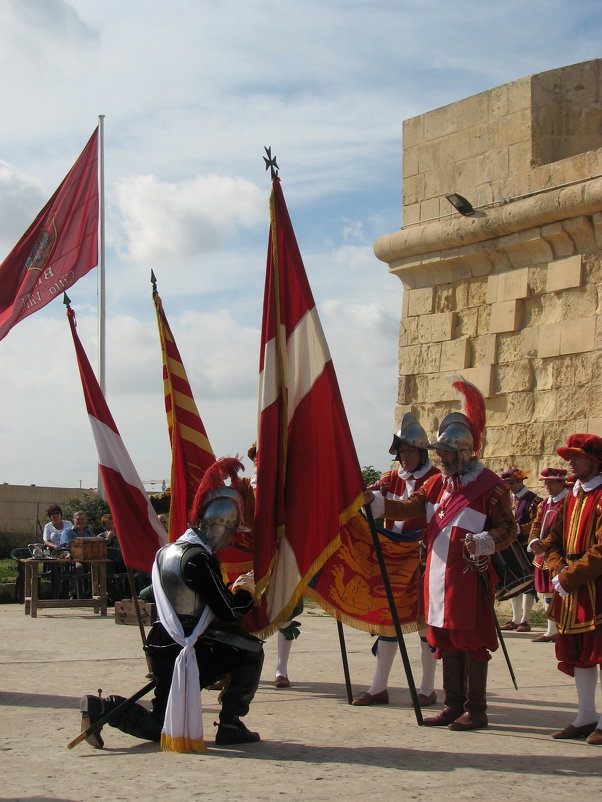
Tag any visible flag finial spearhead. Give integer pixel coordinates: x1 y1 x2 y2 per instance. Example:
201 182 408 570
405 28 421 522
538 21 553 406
263 146 279 179
63 292 71 309
151 270 157 295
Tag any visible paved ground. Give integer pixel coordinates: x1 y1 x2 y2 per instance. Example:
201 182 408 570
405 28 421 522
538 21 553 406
0 601 600 802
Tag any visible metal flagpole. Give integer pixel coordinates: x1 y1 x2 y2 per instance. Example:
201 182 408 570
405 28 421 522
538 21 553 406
364 503 424 725
97 114 106 498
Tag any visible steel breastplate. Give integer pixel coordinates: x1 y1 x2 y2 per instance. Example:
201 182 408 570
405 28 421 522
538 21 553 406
156 542 207 619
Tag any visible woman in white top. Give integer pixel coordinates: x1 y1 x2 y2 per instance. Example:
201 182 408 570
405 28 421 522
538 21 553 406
42 504 72 549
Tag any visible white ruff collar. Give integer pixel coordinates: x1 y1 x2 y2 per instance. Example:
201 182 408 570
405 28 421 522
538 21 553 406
398 459 434 482
442 460 484 491
573 474 602 495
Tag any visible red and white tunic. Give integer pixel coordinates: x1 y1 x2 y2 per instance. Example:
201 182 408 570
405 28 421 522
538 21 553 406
383 462 515 658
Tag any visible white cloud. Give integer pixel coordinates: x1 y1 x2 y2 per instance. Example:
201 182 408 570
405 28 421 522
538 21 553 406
115 174 265 262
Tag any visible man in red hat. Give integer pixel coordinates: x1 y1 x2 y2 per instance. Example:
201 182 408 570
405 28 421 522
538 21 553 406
528 468 568 642
499 468 542 633
541 434 602 745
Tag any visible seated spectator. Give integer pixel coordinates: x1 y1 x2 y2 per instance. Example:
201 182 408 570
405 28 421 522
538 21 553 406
42 504 72 550
97 513 120 550
60 511 94 548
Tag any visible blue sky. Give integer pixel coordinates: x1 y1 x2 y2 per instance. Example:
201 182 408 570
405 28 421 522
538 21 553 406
0 0 599 490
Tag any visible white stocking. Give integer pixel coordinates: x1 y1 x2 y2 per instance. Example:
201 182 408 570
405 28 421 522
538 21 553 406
275 629 293 679
543 598 557 637
510 595 522 625
418 631 436 696
367 639 397 695
573 666 598 727
521 593 535 624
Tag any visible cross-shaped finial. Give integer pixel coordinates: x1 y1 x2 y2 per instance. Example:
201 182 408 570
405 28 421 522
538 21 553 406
263 146 279 179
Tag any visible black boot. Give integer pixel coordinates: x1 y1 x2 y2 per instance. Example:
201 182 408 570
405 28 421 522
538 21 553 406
80 693 162 747
448 655 488 731
80 694 105 748
423 651 466 727
104 695 162 741
215 716 260 745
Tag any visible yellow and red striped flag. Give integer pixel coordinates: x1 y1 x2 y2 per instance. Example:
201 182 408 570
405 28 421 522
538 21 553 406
152 284 215 541
251 175 365 636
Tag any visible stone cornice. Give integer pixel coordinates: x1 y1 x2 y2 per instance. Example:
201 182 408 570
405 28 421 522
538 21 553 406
374 174 602 285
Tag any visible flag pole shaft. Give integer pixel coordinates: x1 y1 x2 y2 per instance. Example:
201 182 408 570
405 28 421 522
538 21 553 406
363 504 423 725
97 114 106 497
126 567 155 676
336 620 353 704
478 571 518 690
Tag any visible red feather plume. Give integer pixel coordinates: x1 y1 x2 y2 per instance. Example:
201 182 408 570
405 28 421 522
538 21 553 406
189 457 245 524
448 374 486 455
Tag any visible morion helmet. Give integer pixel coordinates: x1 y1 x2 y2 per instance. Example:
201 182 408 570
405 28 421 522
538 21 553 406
428 375 486 455
389 412 429 455
189 457 248 552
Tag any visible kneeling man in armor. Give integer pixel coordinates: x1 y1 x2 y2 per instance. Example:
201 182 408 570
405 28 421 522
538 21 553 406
80 458 263 749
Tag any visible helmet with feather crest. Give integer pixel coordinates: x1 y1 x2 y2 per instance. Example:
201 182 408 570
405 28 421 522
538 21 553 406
427 374 486 462
189 457 249 552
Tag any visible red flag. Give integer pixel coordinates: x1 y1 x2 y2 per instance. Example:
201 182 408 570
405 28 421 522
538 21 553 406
152 288 216 541
0 129 99 342
67 306 166 572
252 177 365 635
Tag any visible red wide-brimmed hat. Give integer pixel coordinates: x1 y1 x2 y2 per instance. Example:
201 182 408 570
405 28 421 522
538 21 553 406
539 467 567 481
557 434 602 463
501 467 529 481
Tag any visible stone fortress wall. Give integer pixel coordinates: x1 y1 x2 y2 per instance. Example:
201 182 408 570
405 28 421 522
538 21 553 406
374 60 602 484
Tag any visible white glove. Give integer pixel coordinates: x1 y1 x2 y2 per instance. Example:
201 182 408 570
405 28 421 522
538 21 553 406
232 571 255 595
552 572 569 598
368 491 386 520
469 531 495 556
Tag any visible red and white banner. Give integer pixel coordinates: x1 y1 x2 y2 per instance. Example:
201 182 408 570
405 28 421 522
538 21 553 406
67 306 166 572
252 177 365 636
0 130 99 342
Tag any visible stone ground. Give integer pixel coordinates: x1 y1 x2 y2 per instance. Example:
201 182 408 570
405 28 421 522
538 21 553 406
1 600 600 802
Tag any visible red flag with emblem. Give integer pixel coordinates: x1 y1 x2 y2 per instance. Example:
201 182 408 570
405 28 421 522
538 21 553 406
67 306 166 572
0 129 99 341
251 175 365 636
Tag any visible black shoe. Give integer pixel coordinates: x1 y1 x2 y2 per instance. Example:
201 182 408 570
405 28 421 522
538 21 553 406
80 694 105 748
215 718 260 745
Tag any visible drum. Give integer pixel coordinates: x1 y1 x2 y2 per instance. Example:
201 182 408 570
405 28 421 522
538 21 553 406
491 541 534 601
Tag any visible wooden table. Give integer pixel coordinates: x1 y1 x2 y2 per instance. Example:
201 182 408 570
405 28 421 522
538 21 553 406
22 558 108 618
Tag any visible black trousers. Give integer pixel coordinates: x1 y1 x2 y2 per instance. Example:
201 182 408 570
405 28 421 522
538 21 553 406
145 621 264 724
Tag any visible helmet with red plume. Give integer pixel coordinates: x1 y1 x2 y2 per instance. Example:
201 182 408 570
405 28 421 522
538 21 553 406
189 458 248 551
428 374 486 457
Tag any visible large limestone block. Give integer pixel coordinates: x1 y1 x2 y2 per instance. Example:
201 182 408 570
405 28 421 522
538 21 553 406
418 311 456 343
559 316 596 354
440 338 470 372
407 287 435 316
546 255 582 292
537 324 561 359
490 300 521 333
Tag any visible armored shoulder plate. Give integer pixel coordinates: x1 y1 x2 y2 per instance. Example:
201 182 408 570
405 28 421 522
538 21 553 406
155 541 207 619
